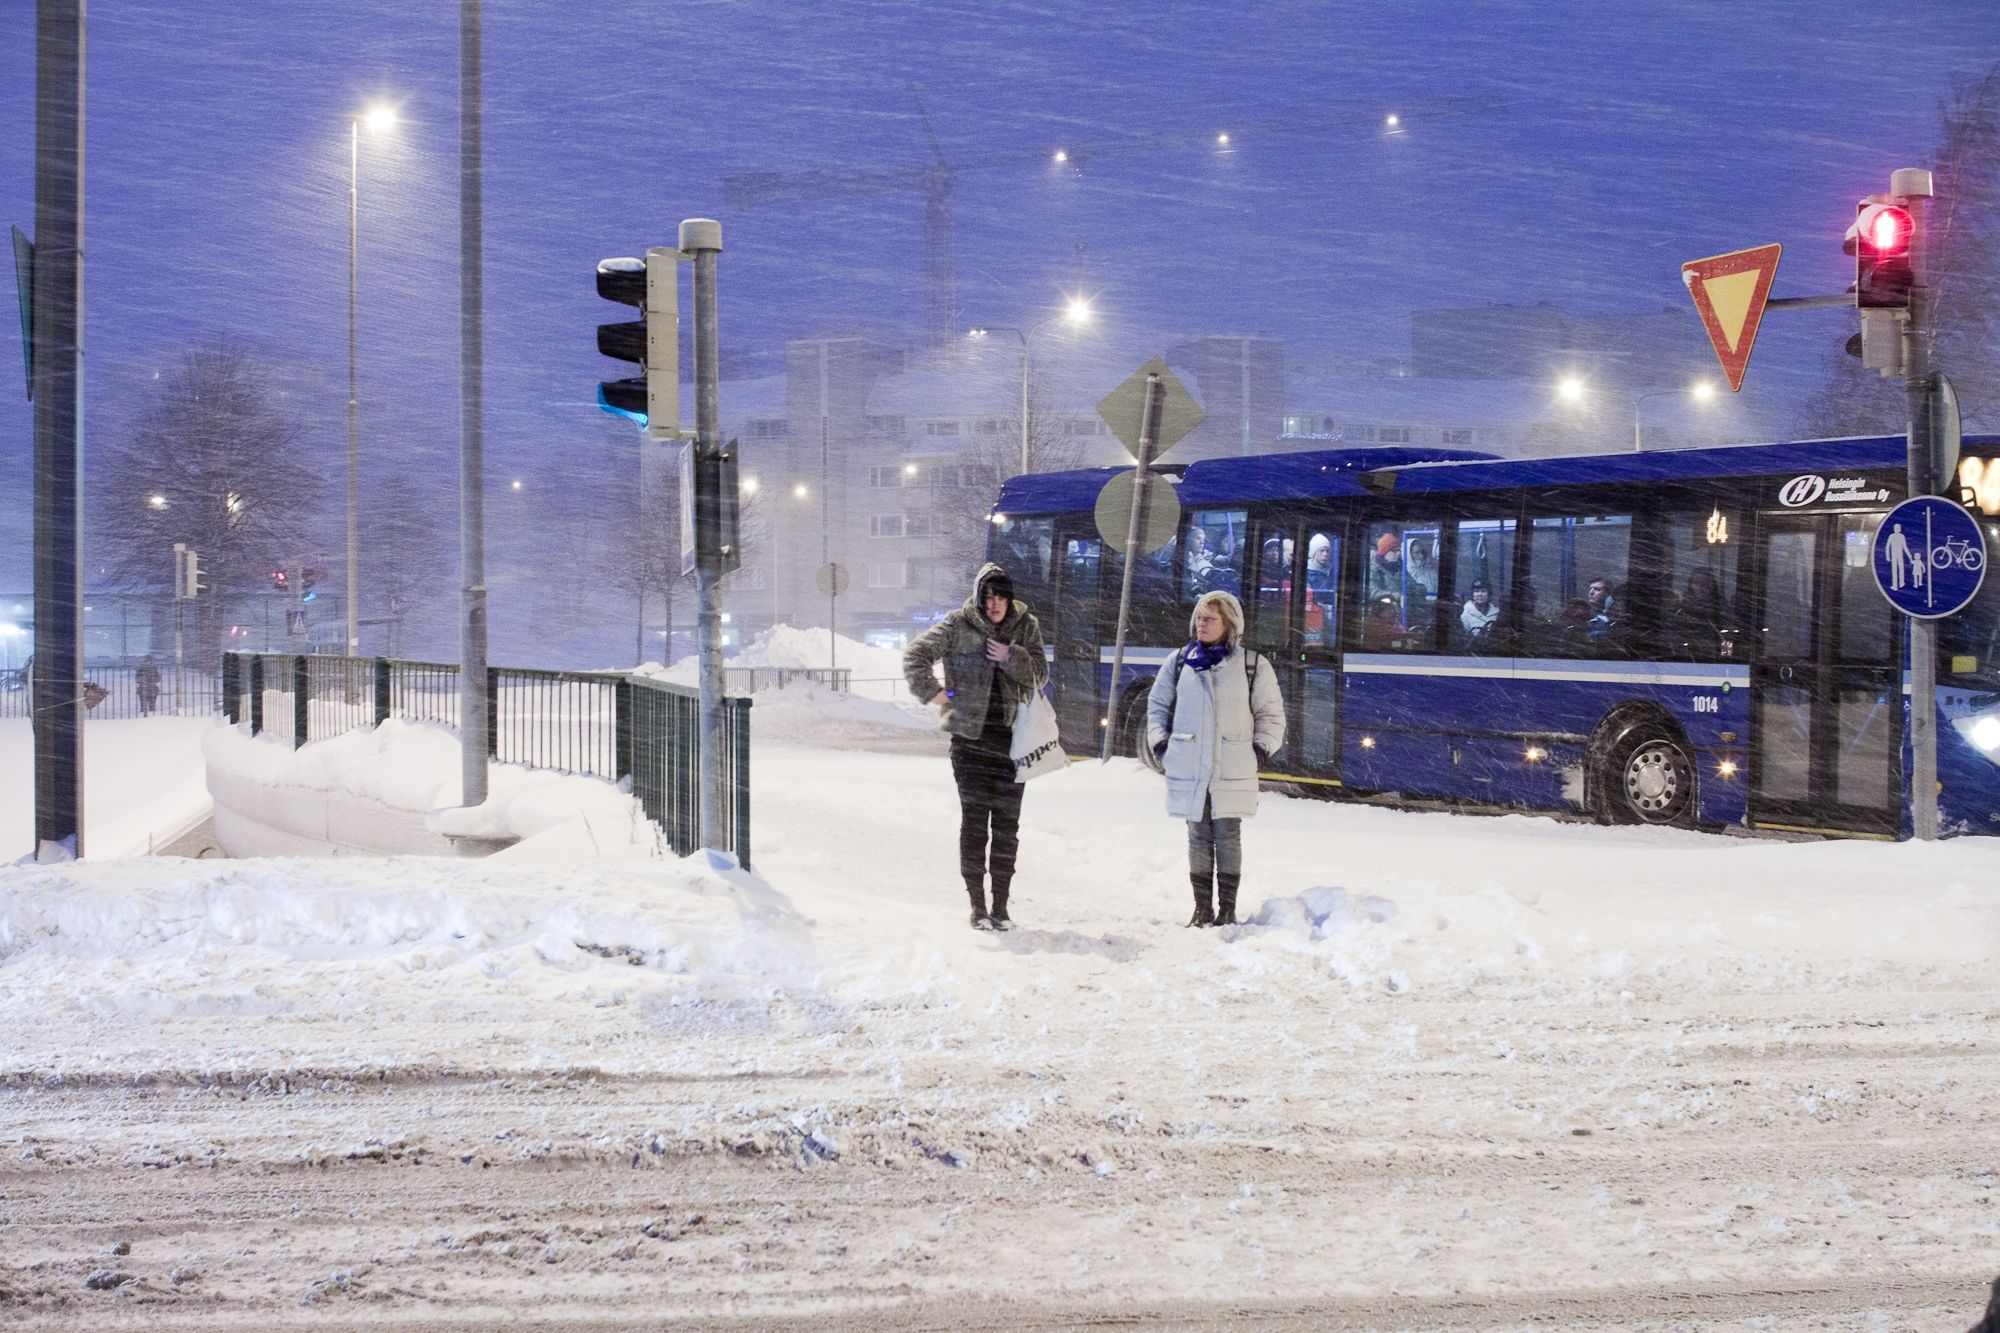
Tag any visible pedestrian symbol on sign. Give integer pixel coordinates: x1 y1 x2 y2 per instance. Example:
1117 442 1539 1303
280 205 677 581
1872 496 1986 620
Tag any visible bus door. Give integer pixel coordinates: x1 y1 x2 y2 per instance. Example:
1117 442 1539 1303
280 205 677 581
1051 521 1103 755
1246 514 1343 783
1750 510 1901 836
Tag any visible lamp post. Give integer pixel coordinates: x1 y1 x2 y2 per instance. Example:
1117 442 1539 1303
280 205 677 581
346 104 396 658
1556 375 1716 452
969 296 1093 476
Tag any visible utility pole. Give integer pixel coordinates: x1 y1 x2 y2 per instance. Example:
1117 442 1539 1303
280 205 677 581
682 218 728 853
30 0 84 861
1895 166 1940 841
458 0 489 807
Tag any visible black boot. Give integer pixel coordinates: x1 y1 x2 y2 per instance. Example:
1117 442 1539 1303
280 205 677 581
967 883 993 930
989 883 1013 931
1215 873 1240 928
1186 872 1214 928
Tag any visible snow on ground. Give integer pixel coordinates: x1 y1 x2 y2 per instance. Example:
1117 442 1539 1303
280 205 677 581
0 716 216 861
635 622 922 701
2 714 1999 1327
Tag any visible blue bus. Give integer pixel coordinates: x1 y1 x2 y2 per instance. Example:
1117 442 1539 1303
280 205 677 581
987 434 2000 839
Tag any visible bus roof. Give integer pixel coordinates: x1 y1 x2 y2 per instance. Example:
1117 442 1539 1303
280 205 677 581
1367 432 1996 495
992 434 2000 516
993 447 1494 516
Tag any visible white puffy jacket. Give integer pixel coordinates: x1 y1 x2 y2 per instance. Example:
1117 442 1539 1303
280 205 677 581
1145 646 1286 820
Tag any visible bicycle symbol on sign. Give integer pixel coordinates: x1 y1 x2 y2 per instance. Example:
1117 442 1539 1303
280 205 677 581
1931 535 1985 573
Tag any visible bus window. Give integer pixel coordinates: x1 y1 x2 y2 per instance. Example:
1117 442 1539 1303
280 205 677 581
1361 518 1441 652
1302 527 1339 647
1836 513 1893 663
1451 518 1516 654
1654 509 1742 660
992 516 1054 605
1183 509 1247 602
1524 513 1633 656
1249 530 1292 651
1942 518 2000 683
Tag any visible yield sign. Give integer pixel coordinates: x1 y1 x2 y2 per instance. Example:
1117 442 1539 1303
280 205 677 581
1680 243 1782 393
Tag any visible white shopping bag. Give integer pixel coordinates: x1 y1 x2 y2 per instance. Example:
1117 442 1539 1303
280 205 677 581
1010 689 1067 783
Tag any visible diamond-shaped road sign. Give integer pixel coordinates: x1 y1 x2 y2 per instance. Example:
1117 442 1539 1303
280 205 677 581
1097 357 1205 460
1680 243 1782 393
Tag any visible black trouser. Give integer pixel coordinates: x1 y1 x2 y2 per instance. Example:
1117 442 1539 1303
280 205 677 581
949 738 1023 893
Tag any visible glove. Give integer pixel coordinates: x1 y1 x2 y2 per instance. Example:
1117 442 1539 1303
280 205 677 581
1152 738 1169 760
1253 745 1272 768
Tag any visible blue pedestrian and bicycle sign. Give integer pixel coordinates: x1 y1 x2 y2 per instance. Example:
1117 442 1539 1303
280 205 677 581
1871 495 1987 619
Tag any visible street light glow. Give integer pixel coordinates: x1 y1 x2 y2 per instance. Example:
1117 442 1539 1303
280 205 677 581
792 483 809 499
1216 132 1230 146
1385 113 1401 129
741 476 760 495
1556 375 1587 404
967 327 988 338
361 105 397 134
903 463 919 476
510 479 523 491
1691 380 1717 403
147 494 168 510
1053 149 1068 164
1064 297 1093 325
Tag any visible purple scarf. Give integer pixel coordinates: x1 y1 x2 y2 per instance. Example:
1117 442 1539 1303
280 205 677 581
1183 639 1231 672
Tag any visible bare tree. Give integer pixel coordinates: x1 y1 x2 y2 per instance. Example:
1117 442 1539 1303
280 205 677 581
931 375 1086 591
1804 65 2000 440
95 341 323 665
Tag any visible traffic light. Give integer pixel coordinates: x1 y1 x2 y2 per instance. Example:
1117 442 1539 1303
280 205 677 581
271 567 289 592
1846 202 1914 309
1842 197 1916 377
300 567 319 602
596 248 681 441
181 549 204 600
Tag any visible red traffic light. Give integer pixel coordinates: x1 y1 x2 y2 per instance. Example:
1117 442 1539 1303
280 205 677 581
1863 204 1911 254
1845 203 1913 257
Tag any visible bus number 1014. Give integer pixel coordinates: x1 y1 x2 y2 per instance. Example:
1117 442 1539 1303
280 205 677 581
1691 695 1720 714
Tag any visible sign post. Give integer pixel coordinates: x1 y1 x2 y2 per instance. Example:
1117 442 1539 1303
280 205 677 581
1094 358 1205 761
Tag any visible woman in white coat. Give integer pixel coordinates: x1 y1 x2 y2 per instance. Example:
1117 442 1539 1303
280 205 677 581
1146 591 1287 928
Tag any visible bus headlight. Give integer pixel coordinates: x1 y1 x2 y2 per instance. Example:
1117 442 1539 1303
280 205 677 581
1716 759 1738 779
1969 715 2000 755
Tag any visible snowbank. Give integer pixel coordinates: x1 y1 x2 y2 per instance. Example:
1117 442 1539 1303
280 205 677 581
632 622 913 693
204 718 651 858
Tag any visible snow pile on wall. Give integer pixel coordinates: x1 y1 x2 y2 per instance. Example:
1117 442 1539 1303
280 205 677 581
0 850 818 1039
204 719 651 858
0 716 217 861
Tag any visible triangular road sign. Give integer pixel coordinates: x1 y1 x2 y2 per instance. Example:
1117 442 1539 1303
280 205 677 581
1680 243 1782 393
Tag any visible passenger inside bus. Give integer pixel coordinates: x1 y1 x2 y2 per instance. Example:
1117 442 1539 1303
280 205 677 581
1669 569 1726 651
1369 532 1402 601
1305 534 1334 593
1460 581 1500 642
1362 594 1402 650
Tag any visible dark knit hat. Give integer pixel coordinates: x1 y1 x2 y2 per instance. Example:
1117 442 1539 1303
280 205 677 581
979 569 1014 603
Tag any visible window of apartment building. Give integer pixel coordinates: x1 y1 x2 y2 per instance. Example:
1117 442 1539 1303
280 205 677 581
1442 428 1475 446
1064 418 1101 436
748 418 788 438
977 418 1004 435
924 419 961 436
906 513 933 538
927 464 962 488
866 466 905 488
1347 423 1378 442
869 515 906 538
1378 425 1411 443
868 561 910 588
865 415 906 434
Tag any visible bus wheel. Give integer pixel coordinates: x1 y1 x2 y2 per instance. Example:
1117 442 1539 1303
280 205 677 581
1125 692 1163 772
1607 729 1694 826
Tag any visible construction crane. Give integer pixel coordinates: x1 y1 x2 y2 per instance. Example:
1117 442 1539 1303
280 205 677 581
723 93 1503 352
725 88 960 350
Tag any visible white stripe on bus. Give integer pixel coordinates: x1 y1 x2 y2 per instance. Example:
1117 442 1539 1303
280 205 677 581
1344 654 1750 689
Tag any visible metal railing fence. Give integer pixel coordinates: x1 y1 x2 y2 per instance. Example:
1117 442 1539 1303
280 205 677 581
0 663 223 721
221 652 751 867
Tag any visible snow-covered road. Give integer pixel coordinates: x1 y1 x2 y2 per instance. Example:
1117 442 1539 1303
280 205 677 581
3 700 1998 1328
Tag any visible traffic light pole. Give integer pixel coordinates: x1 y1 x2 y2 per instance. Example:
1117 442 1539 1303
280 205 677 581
30 0 84 862
1896 168 1940 841
682 217 728 855
458 0 489 809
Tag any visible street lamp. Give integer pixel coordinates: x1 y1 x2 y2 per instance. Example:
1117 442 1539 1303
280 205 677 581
346 102 397 658
967 297 1094 477
1557 376 1718 451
